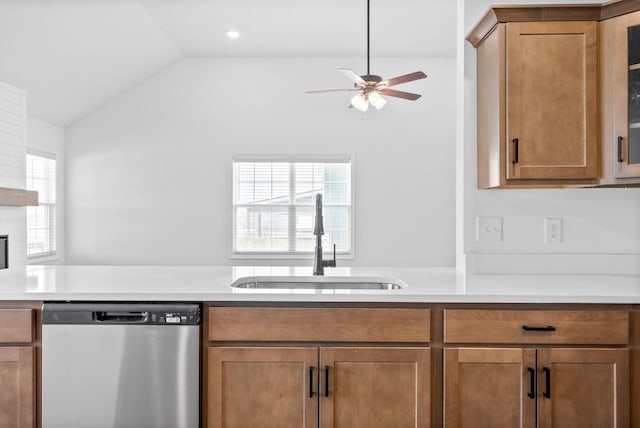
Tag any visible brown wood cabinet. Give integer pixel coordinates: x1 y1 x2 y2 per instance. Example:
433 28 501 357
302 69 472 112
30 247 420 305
204 305 431 428
207 347 317 428
443 309 630 427
600 9 640 184
470 2 640 188
0 309 35 428
472 15 599 188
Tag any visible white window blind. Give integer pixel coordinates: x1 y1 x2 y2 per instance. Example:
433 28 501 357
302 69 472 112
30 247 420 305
26 152 56 258
233 157 352 256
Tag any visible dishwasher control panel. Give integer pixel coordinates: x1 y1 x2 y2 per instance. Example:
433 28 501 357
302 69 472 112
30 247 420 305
43 303 201 325
150 311 199 325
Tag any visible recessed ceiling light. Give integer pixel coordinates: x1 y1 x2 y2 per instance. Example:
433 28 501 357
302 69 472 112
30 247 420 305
226 30 240 39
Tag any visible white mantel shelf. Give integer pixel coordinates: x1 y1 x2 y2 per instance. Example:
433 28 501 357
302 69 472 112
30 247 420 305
0 265 639 304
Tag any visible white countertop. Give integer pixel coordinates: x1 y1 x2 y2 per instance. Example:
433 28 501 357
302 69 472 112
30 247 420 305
0 265 639 303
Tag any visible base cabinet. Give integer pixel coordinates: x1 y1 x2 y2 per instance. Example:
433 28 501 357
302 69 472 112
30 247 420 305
444 348 536 427
0 308 36 428
0 348 34 428
444 309 630 428
207 347 317 428
207 346 430 428
205 306 432 428
444 347 628 428
537 348 629 427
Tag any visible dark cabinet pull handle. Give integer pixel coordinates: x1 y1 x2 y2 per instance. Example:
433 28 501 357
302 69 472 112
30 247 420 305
522 325 556 332
543 367 551 398
324 366 329 397
309 367 314 397
527 367 536 399
618 136 624 162
512 138 519 164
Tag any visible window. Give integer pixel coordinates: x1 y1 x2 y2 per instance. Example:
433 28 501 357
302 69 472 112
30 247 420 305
26 151 56 259
232 156 352 256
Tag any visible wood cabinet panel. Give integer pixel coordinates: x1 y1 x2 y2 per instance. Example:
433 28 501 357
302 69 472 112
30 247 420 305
444 310 629 344
207 347 318 428
444 348 536 428
209 307 430 343
320 347 430 428
537 348 629 427
473 13 600 188
0 347 34 428
477 25 506 189
0 310 33 343
506 21 598 180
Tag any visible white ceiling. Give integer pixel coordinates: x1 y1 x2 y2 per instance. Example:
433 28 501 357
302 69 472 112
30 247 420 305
0 0 456 127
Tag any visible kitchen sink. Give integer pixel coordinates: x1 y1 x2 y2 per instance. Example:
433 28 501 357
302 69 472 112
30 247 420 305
230 276 405 290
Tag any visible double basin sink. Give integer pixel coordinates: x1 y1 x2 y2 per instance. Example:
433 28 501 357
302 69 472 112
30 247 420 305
231 276 405 290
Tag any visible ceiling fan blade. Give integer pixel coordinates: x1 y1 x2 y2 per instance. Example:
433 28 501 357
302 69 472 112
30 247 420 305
378 88 422 101
337 69 366 86
380 71 427 88
305 88 361 94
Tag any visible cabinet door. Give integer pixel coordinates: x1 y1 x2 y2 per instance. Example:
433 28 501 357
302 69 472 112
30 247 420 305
506 22 598 180
444 347 536 428
319 347 430 428
207 347 318 428
613 11 640 178
0 347 34 428
537 348 629 428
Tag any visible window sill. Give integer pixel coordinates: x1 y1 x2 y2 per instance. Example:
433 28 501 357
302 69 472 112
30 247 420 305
230 253 355 260
27 254 59 264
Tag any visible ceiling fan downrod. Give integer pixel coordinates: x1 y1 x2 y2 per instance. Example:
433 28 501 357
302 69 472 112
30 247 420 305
367 0 370 76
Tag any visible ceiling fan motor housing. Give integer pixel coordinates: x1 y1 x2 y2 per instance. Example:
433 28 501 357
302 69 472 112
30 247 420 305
361 74 382 84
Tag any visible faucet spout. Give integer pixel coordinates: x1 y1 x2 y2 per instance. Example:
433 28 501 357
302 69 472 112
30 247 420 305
313 193 336 275
313 194 324 236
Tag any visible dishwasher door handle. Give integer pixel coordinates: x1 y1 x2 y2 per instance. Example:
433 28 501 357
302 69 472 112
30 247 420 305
93 311 149 323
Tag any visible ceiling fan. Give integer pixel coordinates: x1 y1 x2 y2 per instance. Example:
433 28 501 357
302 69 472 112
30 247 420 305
306 0 427 112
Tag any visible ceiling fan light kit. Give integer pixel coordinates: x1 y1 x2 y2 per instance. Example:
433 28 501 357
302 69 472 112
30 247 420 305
306 0 427 111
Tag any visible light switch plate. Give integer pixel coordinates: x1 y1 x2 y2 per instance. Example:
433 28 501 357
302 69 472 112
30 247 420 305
476 217 503 242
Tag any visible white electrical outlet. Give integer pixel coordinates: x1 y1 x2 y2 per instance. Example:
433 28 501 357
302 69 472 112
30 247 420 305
476 217 503 242
545 218 562 243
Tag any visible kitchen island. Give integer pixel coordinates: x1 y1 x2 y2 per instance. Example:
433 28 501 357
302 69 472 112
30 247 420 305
1 265 639 427
0 265 639 303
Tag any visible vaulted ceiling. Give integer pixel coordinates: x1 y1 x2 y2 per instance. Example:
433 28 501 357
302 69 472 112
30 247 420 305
0 0 456 127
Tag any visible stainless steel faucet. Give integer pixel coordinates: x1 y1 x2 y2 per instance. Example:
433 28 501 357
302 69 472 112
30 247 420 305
313 193 336 275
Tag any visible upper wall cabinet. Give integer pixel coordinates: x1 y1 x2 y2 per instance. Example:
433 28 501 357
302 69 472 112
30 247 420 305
468 6 601 189
600 10 640 183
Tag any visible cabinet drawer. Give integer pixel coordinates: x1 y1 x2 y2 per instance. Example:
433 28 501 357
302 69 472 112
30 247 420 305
444 310 628 345
0 309 33 343
208 307 430 343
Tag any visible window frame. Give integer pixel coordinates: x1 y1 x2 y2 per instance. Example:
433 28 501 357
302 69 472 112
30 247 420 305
230 154 355 260
26 149 57 262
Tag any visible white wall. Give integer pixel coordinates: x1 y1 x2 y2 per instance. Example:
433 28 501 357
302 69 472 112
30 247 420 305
66 57 456 266
0 82 27 269
461 0 640 273
27 116 65 264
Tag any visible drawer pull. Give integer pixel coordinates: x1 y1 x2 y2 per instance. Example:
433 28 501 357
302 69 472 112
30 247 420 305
309 367 314 397
512 138 519 163
522 325 556 332
324 366 330 397
527 367 536 399
543 367 551 398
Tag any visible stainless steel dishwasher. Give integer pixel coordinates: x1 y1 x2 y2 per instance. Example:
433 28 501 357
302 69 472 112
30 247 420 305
42 302 200 428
